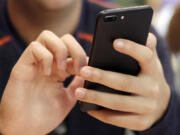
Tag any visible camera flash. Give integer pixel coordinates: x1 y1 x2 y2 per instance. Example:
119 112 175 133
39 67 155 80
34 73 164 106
121 16 125 20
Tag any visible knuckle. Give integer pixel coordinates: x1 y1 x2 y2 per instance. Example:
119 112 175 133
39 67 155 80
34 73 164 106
151 83 160 98
76 52 86 61
39 30 54 42
145 101 157 114
59 42 68 53
30 41 39 49
61 33 72 40
78 54 87 66
43 52 53 61
40 30 52 37
79 49 87 57
151 102 157 112
135 118 151 131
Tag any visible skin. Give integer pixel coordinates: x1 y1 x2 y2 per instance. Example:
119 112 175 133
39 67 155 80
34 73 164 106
75 33 171 131
0 32 87 135
0 0 171 134
8 0 82 43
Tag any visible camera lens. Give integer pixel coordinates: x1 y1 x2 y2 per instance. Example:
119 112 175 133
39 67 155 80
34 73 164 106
104 15 117 22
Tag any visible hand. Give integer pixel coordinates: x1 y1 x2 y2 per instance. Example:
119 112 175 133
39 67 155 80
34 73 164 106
0 31 87 135
75 33 171 131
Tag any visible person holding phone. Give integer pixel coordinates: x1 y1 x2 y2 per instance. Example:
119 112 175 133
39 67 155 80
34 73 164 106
0 0 179 135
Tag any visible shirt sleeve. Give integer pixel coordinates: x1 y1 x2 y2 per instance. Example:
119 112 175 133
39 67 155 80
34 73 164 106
138 28 180 135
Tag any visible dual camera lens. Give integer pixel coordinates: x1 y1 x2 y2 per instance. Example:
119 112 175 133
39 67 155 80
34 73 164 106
103 15 125 22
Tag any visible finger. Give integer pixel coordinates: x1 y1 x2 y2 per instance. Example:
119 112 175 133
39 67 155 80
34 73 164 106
67 76 84 104
146 33 157 53
69 76 84 91
113 38 154 72
79 66 153 96
66 58 75 74
61 34 87 74
88 110 152 131
75 88 153 114
20 41 53 76
37 30 68 71
66 57 89 74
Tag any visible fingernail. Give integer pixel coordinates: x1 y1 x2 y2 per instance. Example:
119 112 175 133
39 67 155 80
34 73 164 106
115 40 124 48
75 88 86 99
81 68 91 78
58 61 66 70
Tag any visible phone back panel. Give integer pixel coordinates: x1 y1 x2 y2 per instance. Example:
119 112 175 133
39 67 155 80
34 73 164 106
80 6 153 111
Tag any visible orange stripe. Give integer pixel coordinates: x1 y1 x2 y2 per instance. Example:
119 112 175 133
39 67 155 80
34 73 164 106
88 0 120 8
0 36 12 46
78 32 93 43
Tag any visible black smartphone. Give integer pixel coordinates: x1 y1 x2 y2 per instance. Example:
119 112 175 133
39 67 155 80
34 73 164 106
80 6 153 112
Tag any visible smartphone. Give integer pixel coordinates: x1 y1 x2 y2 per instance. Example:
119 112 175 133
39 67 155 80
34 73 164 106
79 6 153 112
